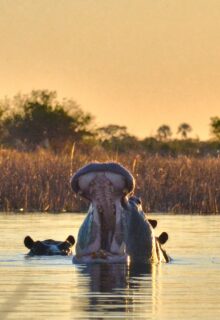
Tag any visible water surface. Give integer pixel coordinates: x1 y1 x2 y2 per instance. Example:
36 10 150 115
0 213 220 319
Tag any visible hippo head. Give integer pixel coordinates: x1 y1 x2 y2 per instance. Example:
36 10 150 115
71 162 170 264
24 235 75 256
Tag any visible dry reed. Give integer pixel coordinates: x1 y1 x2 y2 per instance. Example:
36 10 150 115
0 148 219 213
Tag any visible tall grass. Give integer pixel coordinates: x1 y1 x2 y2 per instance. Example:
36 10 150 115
0 148 219 213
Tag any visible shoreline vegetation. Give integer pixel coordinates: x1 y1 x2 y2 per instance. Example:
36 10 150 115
0 90 220 214
0 148 219 214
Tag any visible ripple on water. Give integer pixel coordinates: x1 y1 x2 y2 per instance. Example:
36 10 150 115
0 213 220 320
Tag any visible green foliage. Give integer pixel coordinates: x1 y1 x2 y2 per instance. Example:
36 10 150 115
210 117 220 140
96 124 140 152
177 123 192 139
0 90 93 150
97 124 128 141
0 90 220 156
156 125 172 141
141 138 220 157
0 111 3 142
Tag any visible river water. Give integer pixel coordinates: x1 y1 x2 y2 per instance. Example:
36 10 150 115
0 213 220 319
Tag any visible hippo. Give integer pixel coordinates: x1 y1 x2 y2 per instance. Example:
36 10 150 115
24 235 75 256
70 162 170 264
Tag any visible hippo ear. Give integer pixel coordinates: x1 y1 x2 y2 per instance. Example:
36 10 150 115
66 235 75 245
148 219 157 228
24 236 35 249
158 232 169 245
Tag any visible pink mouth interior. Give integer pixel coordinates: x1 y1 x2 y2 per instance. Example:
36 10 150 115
77 171 127 253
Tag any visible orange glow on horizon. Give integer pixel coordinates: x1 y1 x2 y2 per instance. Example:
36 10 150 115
0 0 220 140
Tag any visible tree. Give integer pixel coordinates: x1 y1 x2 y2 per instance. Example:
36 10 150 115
156 125 172 141
96 124 139 152
0 107 4 142
210 117 220 140
96 124 128 141
177 123 192 139
1 90 94 150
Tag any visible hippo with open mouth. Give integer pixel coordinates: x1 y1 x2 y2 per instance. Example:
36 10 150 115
24 235 75 256
71 162 170 264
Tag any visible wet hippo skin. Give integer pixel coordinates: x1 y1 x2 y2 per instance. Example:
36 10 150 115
24 235 75 256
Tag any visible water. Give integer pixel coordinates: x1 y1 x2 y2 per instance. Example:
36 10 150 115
0 213 220 320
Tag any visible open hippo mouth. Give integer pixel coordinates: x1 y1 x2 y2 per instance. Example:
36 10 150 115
71 163 135 263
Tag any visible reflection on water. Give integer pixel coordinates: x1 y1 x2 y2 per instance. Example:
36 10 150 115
76 263 153 317
0 213 220 319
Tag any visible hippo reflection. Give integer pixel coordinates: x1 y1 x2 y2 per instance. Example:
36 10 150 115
71 162 170 264
73 260 157 316
24 235 75 256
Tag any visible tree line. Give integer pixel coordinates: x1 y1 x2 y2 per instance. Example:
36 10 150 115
0 90 220 156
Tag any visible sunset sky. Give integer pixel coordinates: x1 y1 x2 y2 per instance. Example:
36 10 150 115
0 0 220 140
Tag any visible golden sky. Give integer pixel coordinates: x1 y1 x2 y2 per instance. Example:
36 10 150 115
0 0 220 140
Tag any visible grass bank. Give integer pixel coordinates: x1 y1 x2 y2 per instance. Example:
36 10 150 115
0 148 219 214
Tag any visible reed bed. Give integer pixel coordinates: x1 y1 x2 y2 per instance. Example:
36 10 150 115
0 148 219 214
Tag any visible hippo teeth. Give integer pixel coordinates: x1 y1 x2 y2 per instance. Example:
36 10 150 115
87 173 119 251
75 169 127 257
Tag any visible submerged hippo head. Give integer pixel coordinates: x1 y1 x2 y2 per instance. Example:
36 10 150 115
24 235 75 256
71 162 170 264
